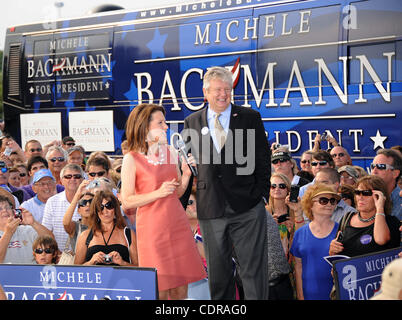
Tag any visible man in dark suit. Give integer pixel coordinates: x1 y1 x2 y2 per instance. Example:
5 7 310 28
182 66 271 299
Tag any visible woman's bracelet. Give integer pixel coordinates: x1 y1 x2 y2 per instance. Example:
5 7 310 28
375 213 386 217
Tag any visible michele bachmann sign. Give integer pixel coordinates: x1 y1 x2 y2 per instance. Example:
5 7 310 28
0 264 157 300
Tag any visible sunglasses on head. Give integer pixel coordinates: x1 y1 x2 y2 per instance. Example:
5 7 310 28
100 201 114 211
34 248 54 254
271 183 287 189
311 160 328 166
63 174 82 180
272 158 289 164
29 148 42 153
78 198 93 208
50 157 65 162
315 197 338 205
370 163 394 171
354 189 373 196
88 171 106 177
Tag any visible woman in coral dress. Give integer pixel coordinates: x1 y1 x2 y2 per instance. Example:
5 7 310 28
120 104 206 300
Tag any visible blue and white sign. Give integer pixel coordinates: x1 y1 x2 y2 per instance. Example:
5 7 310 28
333 247 402 300
0 264 157 300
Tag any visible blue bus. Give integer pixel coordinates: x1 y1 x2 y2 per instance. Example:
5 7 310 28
2 0 401 168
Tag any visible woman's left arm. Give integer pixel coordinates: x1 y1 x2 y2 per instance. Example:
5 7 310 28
372 190 391 245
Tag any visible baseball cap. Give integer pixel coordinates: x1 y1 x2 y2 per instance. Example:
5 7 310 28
370 258 402 300
338 165 359 180
271 151 291 162
33 169 55 184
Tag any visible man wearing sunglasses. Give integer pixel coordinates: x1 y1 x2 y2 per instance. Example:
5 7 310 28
0 161 30 205
298 150 336 200
62 136 76 151
42 164 84 251
20 169 57 224
0 195 54 264
330 146 353 169
271 151 310 188
24 139 44 160
45 146 68 185
371 148 402 220
85 156 110 181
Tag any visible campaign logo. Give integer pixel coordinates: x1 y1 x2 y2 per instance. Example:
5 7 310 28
360 234 372 245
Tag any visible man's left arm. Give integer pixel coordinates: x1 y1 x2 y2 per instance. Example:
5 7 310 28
252 112 271 201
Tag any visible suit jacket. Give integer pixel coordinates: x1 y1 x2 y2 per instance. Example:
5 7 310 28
183 104 271 219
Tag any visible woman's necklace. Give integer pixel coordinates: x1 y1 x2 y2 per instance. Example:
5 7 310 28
357 212 375 223
143 144 166 166
102 223 116 246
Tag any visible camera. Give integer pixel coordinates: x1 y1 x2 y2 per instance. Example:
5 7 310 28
104 254 112 264
14 209 23 220
277 213 290 223
87 180 100 190
289 185 300 203
320 132 328 140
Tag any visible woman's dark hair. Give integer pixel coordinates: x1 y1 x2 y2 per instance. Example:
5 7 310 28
89 190 126 231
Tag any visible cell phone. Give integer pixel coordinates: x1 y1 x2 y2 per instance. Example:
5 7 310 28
4 147 12 157
337 231 344 243
277 213 290 223
289 185 300 203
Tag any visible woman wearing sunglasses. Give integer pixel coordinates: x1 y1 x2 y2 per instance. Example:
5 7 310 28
74 190 138 267
290 183 341 300
32 235 59 264
63 179 92 253
329 175 400 258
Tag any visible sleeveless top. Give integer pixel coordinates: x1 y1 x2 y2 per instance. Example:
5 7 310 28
84 226 132 265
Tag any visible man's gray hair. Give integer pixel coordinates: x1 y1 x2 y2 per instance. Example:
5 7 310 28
203 66 233 90
46 146 68 161
60 163 84 178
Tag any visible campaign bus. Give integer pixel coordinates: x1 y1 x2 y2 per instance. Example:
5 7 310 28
2 0 401 166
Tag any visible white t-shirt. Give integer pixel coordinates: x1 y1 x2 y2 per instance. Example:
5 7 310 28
0 225 37 264
42 191 80 251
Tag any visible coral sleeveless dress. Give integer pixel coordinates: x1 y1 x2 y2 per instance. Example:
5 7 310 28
131 148 206 291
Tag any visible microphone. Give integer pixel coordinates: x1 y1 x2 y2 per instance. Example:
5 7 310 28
174 134 198 177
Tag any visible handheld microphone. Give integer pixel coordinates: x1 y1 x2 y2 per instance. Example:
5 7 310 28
174 134 198 177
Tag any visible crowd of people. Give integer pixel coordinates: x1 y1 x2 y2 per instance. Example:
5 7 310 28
0 66 401 301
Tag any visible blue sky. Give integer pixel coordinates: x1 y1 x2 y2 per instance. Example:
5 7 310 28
0 0 197 50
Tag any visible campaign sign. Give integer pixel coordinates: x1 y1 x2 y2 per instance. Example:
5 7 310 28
0 264 157 300
333 247 402 300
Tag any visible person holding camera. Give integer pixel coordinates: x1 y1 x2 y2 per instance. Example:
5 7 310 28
74 190 138 267
0 194 54 264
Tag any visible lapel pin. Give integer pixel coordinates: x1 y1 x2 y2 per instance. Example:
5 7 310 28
201 127 209 135
233 113 238 117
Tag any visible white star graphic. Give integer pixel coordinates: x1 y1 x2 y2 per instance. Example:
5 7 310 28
29 86 34 94
370 130 387 150
105 82 110 89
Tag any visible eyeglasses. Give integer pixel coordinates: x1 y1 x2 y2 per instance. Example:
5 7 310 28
354 189 373 196
29 148 42 153
271 183 287 189
311 161 328 166
0 205 12 212
188 199 195 206
331 153 345 158
19 173 27 177
34 248 54 254
341 193 353 200
65 142 75 147
100 201 114 211
50 157 65 162
272 158 289 164
78 198 93 208
88 171 106 178
315 197 338 205
370 163 394 171
35 181 55 187
301 160 311 164
63 174 82 180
